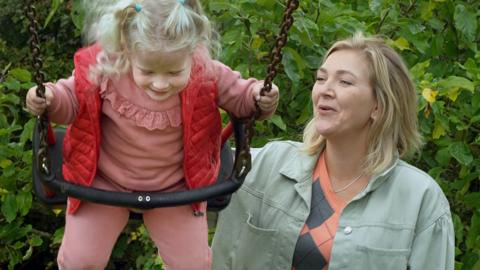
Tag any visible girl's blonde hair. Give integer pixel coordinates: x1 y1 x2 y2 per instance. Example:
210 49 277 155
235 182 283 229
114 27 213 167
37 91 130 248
82 0 219 82
303 32 423 175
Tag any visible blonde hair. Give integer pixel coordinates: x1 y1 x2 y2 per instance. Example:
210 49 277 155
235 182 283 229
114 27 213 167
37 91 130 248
303 32 423 175
82 0 219 82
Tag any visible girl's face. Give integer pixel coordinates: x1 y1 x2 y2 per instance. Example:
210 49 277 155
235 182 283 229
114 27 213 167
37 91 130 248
312 49 378 139
130 49 192 101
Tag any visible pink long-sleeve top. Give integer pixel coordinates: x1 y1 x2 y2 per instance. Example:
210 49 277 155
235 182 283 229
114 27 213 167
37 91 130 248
46 59 271 192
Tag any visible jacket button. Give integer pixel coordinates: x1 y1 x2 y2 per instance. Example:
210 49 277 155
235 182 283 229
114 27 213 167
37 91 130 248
344 226 353 235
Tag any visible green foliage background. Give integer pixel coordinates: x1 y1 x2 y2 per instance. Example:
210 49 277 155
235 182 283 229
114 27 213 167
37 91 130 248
1 0 479 269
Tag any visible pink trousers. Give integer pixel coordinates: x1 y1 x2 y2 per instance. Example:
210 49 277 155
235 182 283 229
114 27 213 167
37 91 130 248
57 179 211 270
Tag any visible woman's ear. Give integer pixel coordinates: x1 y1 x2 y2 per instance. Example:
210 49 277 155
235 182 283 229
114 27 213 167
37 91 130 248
370 102 379 122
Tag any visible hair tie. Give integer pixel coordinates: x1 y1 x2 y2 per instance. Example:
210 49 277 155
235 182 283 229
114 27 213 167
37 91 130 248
134 3 142 12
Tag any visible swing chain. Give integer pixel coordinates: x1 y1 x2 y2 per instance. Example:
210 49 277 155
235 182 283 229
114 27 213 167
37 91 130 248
26 1 46 96
259 0 300 97
26 1 51 176
234 0 299 178
233 116 255 179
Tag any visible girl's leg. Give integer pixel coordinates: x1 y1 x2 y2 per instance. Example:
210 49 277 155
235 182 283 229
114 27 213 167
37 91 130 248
57 201 130 270
57 180 130 270
143 203 211 270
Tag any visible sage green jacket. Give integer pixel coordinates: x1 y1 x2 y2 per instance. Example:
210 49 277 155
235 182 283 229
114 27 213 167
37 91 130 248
212 141 454 270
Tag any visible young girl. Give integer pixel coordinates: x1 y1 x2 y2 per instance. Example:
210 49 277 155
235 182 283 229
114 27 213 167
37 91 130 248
26 0 279 269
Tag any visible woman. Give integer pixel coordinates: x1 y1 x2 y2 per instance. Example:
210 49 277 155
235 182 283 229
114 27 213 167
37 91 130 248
211 33 454 270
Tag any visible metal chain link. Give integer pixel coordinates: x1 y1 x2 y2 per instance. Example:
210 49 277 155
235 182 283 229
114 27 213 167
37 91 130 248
236 0 299 178
26 1 46 97
259 0 300 96
26 0 51 175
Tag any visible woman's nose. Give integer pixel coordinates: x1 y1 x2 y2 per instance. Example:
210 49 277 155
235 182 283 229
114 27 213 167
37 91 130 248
315 81 334 97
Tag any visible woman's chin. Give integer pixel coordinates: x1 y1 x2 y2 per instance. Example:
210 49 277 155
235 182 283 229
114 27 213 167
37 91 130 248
315 123 335 137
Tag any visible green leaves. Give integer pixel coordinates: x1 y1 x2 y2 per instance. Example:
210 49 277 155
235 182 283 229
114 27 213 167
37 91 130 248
9 68 31 83
44 0 64 28
268 115 286 131
438 76 475 93
1 194 17 223
282 47 305 83
437 76 475 102
453 4 478 43
448 142 473 166
71 0 85 33
0 190 33 223
391 37 410 51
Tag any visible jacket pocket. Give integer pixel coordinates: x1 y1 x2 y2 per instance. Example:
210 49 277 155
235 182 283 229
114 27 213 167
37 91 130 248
230 213 278 270
353 244 410 270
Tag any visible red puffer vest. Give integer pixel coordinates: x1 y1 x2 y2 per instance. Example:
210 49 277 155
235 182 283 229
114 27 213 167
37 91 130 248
62 44 222 214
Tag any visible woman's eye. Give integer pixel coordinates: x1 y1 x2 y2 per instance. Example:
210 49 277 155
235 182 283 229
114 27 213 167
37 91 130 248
340 80 353 86
316 77 326 82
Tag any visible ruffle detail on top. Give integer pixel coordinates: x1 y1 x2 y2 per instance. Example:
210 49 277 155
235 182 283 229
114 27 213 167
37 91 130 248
100 80 182 131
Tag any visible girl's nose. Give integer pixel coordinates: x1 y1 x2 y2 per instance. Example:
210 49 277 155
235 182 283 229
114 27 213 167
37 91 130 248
152 78 168 90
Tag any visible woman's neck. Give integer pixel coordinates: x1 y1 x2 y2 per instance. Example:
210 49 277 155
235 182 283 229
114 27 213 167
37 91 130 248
324 132 369 185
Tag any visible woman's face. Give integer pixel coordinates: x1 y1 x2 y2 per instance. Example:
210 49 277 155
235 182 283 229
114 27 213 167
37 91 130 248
312 49 378 139
130 49 192 101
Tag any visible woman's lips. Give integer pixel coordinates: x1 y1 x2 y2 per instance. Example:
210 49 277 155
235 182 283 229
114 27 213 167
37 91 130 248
318 105 336 112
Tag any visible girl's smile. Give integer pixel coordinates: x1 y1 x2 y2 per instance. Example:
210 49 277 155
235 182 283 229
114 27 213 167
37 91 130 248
130 49 193 101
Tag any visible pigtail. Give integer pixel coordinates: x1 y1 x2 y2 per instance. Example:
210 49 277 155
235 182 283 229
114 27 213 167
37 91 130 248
116 4 139 52
164 1 192 40
163 0 219 56
87 1 140 84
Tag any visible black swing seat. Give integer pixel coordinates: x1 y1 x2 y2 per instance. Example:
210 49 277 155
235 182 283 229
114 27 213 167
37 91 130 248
32 117 251 213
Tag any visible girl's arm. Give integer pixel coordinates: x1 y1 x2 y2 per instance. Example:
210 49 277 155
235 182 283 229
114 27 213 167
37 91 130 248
213 60 278 120
45 75 79 124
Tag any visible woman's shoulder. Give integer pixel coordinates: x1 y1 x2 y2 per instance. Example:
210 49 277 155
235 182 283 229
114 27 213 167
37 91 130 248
393 160 446 196
389 160 451 224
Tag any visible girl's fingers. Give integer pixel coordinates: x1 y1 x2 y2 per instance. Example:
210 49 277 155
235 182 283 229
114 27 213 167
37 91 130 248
259 95 277 105
33 96 51 107
27 98 48 115
32 96 44 104
263 92 279 103
257 98 277 111
26 86 48 115
255 85 279 112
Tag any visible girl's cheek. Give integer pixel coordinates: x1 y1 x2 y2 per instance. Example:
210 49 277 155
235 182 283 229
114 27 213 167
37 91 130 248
179 74 191 87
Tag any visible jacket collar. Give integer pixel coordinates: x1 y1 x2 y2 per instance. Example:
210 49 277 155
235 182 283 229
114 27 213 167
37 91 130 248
276 146 319 208
277 143 400 201
352 154 399 200
278 146 320 184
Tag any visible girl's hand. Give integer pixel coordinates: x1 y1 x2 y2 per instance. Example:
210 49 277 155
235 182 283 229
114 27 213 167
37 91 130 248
26 86 54 116
252 82 279 112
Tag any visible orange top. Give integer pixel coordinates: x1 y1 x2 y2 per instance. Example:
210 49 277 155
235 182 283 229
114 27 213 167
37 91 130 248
292 152 346 270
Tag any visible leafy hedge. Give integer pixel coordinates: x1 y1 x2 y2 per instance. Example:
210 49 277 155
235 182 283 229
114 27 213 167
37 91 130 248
0 0 479 269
